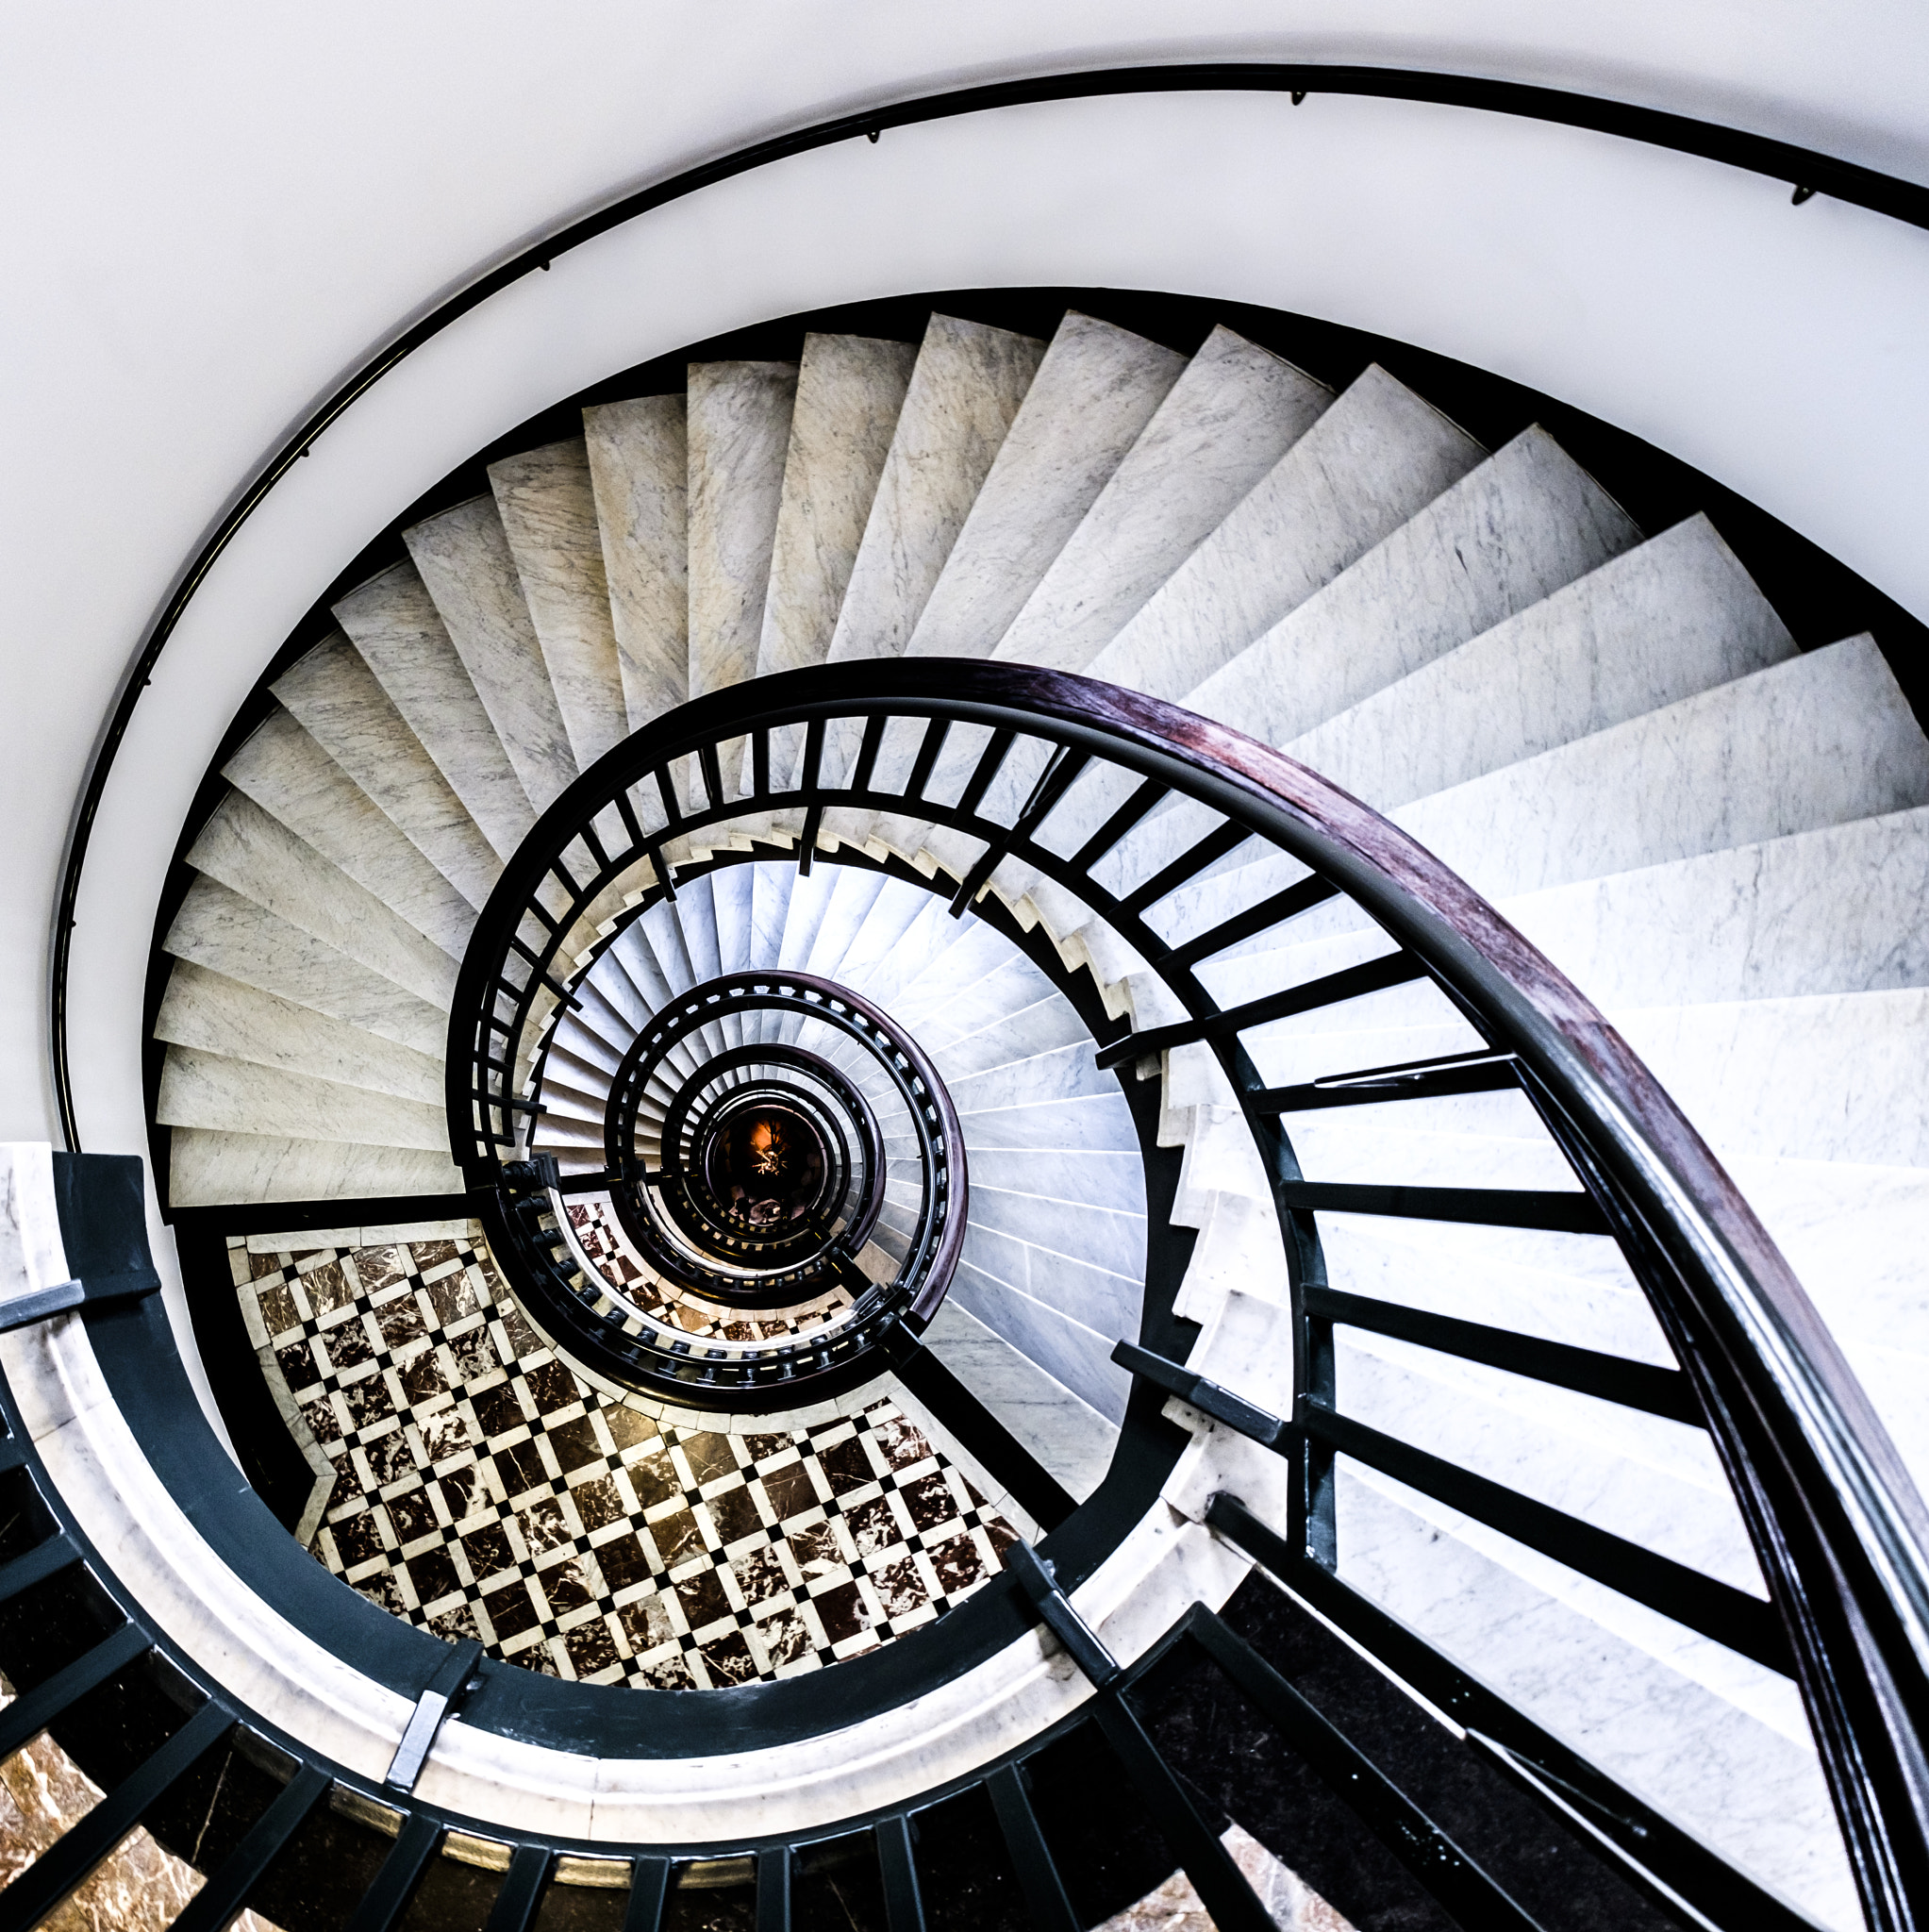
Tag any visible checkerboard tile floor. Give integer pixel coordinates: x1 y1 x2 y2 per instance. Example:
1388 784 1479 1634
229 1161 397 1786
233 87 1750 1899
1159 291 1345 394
563 1193 856 1341
233 1230 1015 1688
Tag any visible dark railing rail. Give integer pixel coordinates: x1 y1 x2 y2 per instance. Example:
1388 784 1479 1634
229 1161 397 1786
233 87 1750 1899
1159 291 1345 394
440 657 1929 1931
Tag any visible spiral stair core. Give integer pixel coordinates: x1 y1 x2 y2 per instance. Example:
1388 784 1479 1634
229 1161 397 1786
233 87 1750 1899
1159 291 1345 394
3 299 1928 1931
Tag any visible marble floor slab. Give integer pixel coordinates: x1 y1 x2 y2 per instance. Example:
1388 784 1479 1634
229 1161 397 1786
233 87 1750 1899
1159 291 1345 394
233 1225 1016 1690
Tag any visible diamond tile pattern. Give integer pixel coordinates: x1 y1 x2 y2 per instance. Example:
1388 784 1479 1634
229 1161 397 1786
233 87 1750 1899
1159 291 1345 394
233 1230 1014 1688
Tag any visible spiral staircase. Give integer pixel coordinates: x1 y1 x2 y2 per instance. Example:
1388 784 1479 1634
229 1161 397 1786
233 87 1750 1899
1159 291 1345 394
4 299 1929 1932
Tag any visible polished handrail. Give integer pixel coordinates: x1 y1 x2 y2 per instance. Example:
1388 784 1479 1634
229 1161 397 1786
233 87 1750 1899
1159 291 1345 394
54 59 1929 1150
441 655 1929 1929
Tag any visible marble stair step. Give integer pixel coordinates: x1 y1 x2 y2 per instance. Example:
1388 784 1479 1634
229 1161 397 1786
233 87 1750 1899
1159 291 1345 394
1167 424 1639 749
919 1297 1119 1503
165 877 447 1058
583 395 690 730
167 1126 463 1210
814 875 935 999
964 1186 1146 1307
158 1045 449 1152
905 310 1186 659
1081 363 1487 706
929 990 1092 1083
755 333 916 689
1329 1470 1848 1930
1285 513 1797 815
405 497 580 811
688 359 798 700
955 1091 1145 1157
328 572 535 862
1339 1332 1760 1589
746 860 794 969
268 634 502 913
1283 1116 1585 1196
223 705 475 958
824 313 1045 669
155 961 443 1108
948 1247 1132 1429
186 793 457 1010
992 325 1331 675
490 439 630 771
798 867 890 983
1394 634 1929 902
707 863 756 976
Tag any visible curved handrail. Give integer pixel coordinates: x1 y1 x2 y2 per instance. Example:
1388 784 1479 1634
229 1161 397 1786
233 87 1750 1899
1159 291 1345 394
50 58 1929 1147
437 655 1929 1927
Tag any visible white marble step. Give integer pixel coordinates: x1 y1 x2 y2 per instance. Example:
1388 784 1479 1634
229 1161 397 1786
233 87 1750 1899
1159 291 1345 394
165 877 446 1058
167 1126 462 1210
756 333 916 685
949 1243 1132 1427
818 874 932 999
1178 422 1639 747
490 439 630 772
890 935 1056 1043
919 1295 1121 1500
1331 1469 1849 1930
1509 805 1929 1008
773 864 840 973
1340 1331 1760 1591
844 892 978 1013
223 706 474 958
799 867 890 983
932 990 1092 1084
905 311 1186 659
1083 364 1487 705
964 1177 1145 1311
155 961 443 1108
708 863 755 976
186 793 456 1010
1616 988 1929 1170
1397 634 1929 903
158 1045 448 1152
688 360 798 699
825 313 1045 665
328 573 535 861
406 498 580 812
993 325 1332 674
747 859 794 969
583 395 690 730
1287 513 1798 813
270 635 503 910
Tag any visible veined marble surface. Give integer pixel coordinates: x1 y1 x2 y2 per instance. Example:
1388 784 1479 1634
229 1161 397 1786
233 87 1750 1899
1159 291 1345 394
156 959 443 1105
0 1141 67 1299
687 359 797 697
1286 513 1797 811
826 313 1044 664
921 1296 1120 1500
224 704 474 958
404 495 579 810
327 569 535 863
168 1125 463 1206
186 793 457 1009
1182 424 1638 744
1393 633 1929 902
269 634 502 912
166 876 447 1057
1503 805 1929 1008
757 334 915 682
1084 364 1485 705
583 393 689 729
491 439 630 771
993 325 1330 674
158 1043 448 1151
906 311 1185 660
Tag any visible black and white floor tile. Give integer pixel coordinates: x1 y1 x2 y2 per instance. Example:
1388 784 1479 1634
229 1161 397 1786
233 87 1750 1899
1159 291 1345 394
231 1229 1014 1689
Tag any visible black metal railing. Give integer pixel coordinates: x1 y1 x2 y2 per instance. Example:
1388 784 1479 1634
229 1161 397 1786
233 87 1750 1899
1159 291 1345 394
435 657 1929 1931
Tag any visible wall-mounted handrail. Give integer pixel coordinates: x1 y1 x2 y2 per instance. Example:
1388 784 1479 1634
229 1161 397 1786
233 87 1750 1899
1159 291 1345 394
52 58 1929 1151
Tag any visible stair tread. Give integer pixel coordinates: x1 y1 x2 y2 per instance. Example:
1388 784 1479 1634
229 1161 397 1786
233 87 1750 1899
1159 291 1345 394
167 1125 463 1209
688 359 798 699
405 495 579 810
757 334 916 682
158 1044 448 1151
826 314 1045 665
330 565 535 860
583 394 690 728
1085 363 1488 704
224 704 476 956
906 310 1185 659
490 438 630 770
993 325 1330 673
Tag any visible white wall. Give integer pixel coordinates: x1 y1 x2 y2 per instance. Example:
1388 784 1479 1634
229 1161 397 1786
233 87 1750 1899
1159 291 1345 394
4 7 1927 1386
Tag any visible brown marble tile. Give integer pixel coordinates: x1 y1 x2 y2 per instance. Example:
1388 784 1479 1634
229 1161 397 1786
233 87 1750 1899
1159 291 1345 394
842 1495 901 1561
602 1404 656 1451
387 1486 439 1545
473 1382 526 1440
343 1374 394 1430
417 1407 474 1462
401 1350 449 1405
732 1545 788 1607
276 1341 318 1390
633 1648 695 1689
565 1619 621 1679
258 1282 300 1336
362 1429 418 1488
706 1485 762 1548
758 1607 816 1672
446 1324 497 1382
597 1534 653 1592
620 1594 674 1655
414 1239 460 1270
549 1414 603 1474
494 1438 549 1499
813 1580 870 1645
675 1569 730 1633
374 1297 425 1348
303 1259 356 1315
333 1509 386 1568
407 1547 459 1607
758 1461 816 1522
927 1531 987 1596
354 1243 410 1291
463 1524 515 1583
650 1508 705 1566
437 1462 487 1522
572 1474 627 1532
524 1360 577 1414
627 1447 681 1509
520 1498 573 1557
702 1630 757 1685
818 1434 875 1495
429 1270 481 1324
871 1555 928 1622
868 1407 932 1469
679 1431 739 1486
485 1582 540 1639
541 1558 597 1615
